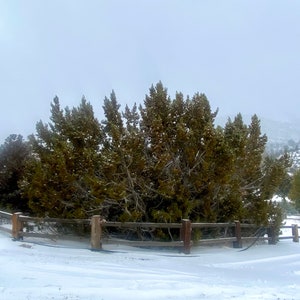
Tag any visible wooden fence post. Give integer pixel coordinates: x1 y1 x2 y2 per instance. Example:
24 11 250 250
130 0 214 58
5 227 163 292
292 224 299 243
12 212 23 240
267 225 276 245
181 219 191 254
91 215 102 251
233 220 242 248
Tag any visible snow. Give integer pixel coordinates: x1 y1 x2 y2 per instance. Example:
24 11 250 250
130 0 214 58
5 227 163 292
271 195 289 202
1 220 300 300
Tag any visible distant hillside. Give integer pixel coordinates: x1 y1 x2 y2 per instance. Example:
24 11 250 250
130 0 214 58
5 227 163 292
258 118 300 171
259 118 300 144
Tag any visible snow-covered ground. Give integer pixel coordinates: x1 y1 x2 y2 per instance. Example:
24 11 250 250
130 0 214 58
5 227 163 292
1 219 300 300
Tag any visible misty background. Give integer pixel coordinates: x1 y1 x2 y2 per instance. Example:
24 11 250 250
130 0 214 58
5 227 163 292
1 1 300 143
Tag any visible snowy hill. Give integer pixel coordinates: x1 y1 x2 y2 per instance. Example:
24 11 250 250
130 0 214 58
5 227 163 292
260 118 300 144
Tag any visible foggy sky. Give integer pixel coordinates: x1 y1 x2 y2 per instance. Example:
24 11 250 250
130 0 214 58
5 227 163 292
1 1 300 143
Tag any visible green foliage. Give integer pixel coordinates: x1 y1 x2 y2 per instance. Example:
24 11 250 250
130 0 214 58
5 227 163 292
20 97 103 218
267 201 284 238
13 82 289 231
140 85 233 223
223 114 288 228
289 168 300 211
261 153 291 200
276 172 292 201
101 91 147 221
0 134 31 211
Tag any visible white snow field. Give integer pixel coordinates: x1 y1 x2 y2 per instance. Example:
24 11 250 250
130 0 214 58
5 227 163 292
1 219 300 300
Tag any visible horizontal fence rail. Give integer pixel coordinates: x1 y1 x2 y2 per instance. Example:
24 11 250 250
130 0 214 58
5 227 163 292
19 215 90 224
1 211 299 254
0 211 13 219
103 221 182 229
0 211 12 234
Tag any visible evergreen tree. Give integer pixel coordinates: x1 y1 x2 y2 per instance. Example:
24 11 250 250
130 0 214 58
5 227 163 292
183 93 233 222
20 97 103 218
18 82 290 231
276 172 292 202
289 169 300 211
101 91 147 221
224 114 290 227
0 134 31 211
140 82 177 221
140 83 233 223
261 153 291 201
260 153 291 231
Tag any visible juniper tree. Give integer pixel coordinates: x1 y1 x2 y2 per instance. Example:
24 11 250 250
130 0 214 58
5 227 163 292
0 134 31 211
140 83 233 223
20 97 103 218
289 168 300 211
224 114 290 226
140 82 177 221
101 91 147 221
19 83 290 229
182 93 233 222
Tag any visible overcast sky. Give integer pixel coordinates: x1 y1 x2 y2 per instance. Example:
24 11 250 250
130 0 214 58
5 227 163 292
1 1 300 143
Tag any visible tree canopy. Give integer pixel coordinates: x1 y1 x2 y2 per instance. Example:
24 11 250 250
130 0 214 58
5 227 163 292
0 134 31 211
0 83 291 229
289 169 300 211
20 97 104 218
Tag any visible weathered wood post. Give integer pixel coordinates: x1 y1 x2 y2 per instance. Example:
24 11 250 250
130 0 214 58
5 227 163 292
233 220 242 248
91 215 102 251
267 225 276 245
292 224 299 243
12 212 23 240
181 219 191 254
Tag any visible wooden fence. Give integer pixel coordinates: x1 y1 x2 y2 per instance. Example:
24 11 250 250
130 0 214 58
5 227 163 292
0 210 12 234
0 211 299 254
